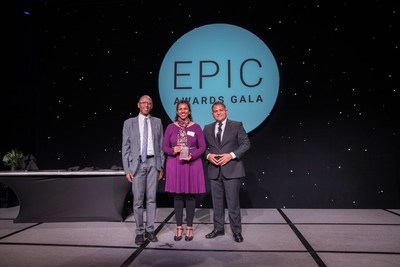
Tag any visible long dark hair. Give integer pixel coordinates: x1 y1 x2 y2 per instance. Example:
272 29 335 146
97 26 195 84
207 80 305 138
174 99 193 121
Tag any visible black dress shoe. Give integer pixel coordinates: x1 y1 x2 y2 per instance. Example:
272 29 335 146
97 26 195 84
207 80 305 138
135 234 145 245
145 231 158 242
233 233 243 243
205 230 225 239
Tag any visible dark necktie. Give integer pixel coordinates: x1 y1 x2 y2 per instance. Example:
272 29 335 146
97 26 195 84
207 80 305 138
216 122 222 144
141 118 148 161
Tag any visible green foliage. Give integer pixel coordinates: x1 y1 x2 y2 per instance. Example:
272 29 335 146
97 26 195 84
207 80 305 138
3 149 24 167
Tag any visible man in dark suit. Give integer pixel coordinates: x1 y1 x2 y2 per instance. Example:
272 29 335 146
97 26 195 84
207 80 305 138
203 101 251 243
122 95 165 245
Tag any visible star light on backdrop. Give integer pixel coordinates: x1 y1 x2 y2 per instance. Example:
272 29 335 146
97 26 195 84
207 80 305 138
3 0 398 208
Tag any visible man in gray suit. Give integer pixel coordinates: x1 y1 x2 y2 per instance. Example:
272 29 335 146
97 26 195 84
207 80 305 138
203 101 251 243
122 95 165 245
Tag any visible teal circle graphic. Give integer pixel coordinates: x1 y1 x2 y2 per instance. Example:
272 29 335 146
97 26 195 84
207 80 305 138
159 23 279 133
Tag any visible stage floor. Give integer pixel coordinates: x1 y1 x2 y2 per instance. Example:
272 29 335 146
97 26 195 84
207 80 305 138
1 207 400 267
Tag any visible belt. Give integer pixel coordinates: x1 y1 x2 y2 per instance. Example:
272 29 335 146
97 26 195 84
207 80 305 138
140 155 154 159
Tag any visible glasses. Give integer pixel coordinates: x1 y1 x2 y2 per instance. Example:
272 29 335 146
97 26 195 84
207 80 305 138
139 101 152 105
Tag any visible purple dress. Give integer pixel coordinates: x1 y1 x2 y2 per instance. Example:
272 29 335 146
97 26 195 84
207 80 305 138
162 123 206 194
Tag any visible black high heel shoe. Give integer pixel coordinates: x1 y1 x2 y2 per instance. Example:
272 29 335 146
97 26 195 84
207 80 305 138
174 226 183 241
185 227 193 241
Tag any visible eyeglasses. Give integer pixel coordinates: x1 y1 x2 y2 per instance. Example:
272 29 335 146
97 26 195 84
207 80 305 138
139 101 152 105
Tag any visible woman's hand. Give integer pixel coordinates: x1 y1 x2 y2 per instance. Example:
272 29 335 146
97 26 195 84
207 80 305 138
173 146 182 155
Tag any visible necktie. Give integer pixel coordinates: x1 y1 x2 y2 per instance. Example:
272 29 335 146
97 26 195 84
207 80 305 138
141 118 148 162
216 122 222 145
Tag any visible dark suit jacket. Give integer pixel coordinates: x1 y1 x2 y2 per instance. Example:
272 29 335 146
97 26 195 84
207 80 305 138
203 119 250 179
122 115 165 175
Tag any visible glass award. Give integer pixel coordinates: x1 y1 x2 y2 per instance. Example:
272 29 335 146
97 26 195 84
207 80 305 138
179 146 189 160
177 133 189 160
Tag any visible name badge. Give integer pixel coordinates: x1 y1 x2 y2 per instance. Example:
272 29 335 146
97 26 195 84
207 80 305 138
187 131 195 137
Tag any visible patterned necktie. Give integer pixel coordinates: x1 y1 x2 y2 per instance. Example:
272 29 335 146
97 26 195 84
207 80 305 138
141 118 148 161
216 122 222 145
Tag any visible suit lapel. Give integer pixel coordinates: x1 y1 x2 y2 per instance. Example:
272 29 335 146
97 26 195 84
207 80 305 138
149 116 155 141
213 122 220 146
220 119 231 146
132 117 140 146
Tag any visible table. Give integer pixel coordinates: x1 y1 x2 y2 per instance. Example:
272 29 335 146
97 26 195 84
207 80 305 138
0 170 131 223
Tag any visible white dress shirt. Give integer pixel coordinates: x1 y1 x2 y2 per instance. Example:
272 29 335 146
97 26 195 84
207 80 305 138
139 114 154 156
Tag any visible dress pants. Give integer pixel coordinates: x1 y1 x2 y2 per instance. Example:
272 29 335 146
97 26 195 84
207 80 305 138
132 158 158 235
210 170 242 234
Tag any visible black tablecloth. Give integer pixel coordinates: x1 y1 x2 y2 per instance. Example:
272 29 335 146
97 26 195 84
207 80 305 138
0 171 131 223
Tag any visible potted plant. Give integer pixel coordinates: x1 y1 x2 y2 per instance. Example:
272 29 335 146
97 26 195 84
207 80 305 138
3 149 24 171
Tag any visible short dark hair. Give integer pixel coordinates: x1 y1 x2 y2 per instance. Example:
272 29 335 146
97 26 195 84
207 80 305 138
211 101 226 111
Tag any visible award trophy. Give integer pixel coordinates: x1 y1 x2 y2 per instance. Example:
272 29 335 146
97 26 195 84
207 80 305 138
179 146 189 160
178 133 189 160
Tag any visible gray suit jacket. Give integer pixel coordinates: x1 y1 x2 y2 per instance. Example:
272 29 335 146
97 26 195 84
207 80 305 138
203 119 250 179
122 115 165 175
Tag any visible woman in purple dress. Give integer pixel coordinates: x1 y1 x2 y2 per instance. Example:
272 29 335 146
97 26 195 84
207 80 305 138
162 100 206 241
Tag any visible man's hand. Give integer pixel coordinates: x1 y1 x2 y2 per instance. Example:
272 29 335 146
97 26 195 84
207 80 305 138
125 172 134 183
209 153 232 166
218 153 232 166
